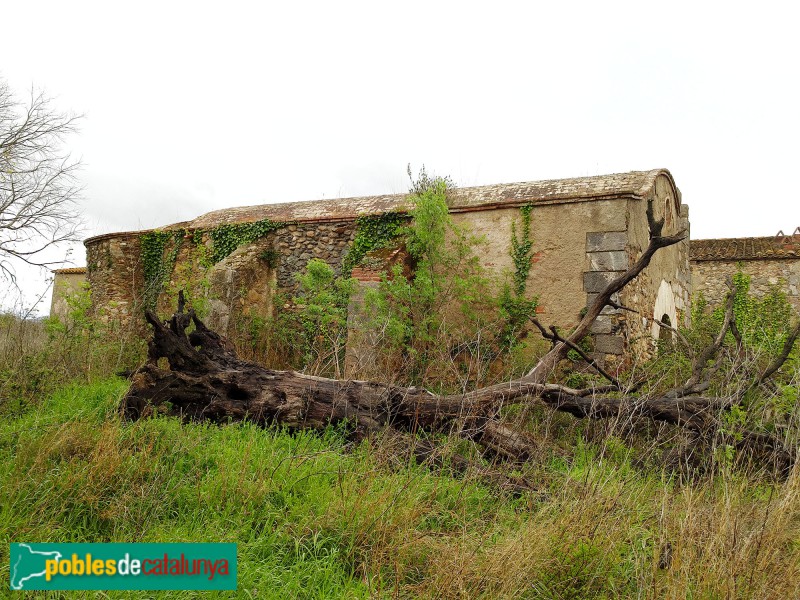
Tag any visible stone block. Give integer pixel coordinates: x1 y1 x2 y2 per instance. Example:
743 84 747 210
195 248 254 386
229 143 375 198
583 271 624 293
586 231 627 252
594 334 624 355
588 250 629 271
590 315 613 334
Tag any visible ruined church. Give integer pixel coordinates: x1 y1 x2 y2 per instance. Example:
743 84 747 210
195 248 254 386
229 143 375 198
51 169 800 368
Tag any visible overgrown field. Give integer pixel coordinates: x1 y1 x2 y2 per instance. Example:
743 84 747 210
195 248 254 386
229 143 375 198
1 377 798 599
2 176 799 597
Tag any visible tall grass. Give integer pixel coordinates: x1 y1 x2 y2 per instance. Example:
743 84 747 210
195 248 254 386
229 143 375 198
1 379 798 598
0 309 145 416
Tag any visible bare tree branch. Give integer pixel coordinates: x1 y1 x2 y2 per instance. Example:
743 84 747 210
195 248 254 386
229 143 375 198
530 317 621 389
754 320 800 387
0 79 84 284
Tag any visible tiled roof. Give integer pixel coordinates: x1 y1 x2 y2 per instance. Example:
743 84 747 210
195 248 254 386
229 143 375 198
52 267 87 274
691 236 800 261
85 169 678 245
185 169 672 228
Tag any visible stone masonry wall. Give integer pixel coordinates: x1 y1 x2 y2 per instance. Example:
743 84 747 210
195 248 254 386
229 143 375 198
201 237 277 335
85 233 145 329
85 222 359 335
451 198 632 333
158 221 358 336
622 189 691 366
584 173 691 369
83 176 693 371
273 222 357 290
691 258 800 313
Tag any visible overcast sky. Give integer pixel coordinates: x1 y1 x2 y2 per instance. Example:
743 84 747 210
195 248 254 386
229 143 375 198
2 0 799 313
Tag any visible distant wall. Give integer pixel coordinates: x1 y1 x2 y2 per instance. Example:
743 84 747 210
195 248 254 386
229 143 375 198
691 258 800 313
50 269 87 320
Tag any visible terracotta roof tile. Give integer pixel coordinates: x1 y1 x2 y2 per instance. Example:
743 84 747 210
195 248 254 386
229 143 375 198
52 267 87 274
691 236 800 261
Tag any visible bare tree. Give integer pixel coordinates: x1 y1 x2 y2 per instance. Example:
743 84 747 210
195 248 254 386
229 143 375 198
0 78 83 283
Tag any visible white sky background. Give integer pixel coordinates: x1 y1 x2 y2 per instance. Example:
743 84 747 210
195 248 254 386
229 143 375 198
1 0 798 314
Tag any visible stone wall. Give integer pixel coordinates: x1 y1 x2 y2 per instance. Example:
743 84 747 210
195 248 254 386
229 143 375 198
84 221 360 336
578 173 691 368
620 178 691 366
81 170 694 369
201 221 357 336
84 195 691 368
50 269 87 320
691 258 800 313
85 232 145 328
273 222 357 289
451 198 633 332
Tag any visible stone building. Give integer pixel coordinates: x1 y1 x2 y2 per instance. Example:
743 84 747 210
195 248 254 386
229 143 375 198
691 229 800 312
54 169 692 368
50 267 87 321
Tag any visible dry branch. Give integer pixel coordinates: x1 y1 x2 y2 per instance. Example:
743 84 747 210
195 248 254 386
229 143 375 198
0 80 83 282
524 227 687 383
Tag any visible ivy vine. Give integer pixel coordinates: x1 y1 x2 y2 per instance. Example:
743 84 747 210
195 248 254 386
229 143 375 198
141 229 186 308
510 204 534 296
140 218 287 311
191 228 204 247
499 204 539 350
342 212 408 276
207 218 286 264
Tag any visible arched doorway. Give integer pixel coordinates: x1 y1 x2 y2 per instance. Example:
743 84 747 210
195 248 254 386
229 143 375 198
659 313 672 344
651 280 677 343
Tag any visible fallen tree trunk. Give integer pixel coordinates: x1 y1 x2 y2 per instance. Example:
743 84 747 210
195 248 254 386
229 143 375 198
121 293 797 481
121 204 799 479
123 303 541 451
122 300 545 491
123 296 728 440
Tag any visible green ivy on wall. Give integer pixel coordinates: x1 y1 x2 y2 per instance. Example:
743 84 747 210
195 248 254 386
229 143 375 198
207 218 286 264
510 204 534 296
191 228 204 247
342 212 408 276
139 218 287 311
141 229 186 308
499 204 539 350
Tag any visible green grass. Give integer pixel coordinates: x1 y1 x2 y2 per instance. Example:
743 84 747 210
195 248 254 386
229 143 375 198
1 380 799 598
0 380 512 598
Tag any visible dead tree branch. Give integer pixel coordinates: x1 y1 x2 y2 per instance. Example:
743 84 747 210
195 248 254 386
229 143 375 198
525 225 686 383
0 79 83 283
530 317 621 389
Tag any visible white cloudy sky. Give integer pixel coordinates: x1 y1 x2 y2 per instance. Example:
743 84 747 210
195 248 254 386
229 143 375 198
1 0 799 313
